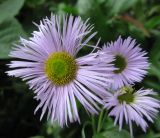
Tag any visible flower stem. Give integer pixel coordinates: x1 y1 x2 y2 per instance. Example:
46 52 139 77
91 115 96 135
97 109 105 133
129 119 134 138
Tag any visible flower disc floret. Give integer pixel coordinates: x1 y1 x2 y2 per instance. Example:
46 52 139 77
45 52 77 86
118 86 134 104
113 55 127 74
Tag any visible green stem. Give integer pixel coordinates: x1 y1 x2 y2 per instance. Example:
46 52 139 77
81 121 91 138
97 109 105 133
91 115 96 135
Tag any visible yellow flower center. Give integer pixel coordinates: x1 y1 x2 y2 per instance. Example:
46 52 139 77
44 52 77 86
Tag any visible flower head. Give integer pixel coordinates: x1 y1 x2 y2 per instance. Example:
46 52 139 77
104 86 160 136
7 14 114 126
102 36 149 89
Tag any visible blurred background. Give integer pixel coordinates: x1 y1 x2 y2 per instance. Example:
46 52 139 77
1 0 160 138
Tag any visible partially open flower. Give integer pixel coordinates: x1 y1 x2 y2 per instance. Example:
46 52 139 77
102 36 149 89
104 86 160 137
7 14 114 127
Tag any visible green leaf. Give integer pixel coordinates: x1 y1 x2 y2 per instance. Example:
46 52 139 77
55 3 78 15
143 78 160 90
149 5 160 16
145 16 160 29
101 128 130 138
155 115 160 131
106 0 138 15
0 18 26 59
77 0 114 41
102 115 115 130
137 131 160 138
149 39 160 80
41 122 61 138
104 129 130 138
26 0 46 8
77 0 93 17
0 0 25 23
93 128 130 138
148 64 160 79
93 133 106 138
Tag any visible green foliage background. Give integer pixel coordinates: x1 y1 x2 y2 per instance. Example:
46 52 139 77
1 0 160 138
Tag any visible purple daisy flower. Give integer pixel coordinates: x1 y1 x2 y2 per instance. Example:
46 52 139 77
104 86 160 137
102 36 149 89
7 15 114 127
